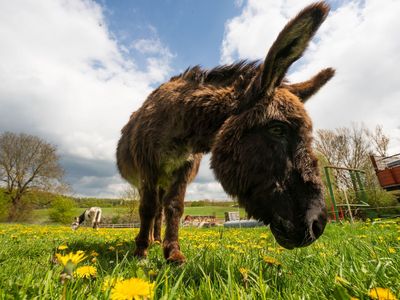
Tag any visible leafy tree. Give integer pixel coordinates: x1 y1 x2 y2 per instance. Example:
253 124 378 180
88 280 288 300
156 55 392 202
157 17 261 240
0 132 65 221
49 196 76 224
0 189 11 221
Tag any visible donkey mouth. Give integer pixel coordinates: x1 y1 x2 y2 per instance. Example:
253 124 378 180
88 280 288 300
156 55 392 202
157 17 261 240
270 214 313 249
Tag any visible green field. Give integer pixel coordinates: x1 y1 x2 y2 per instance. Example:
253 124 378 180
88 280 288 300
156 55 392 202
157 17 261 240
0 220 399 299
32 206 246 224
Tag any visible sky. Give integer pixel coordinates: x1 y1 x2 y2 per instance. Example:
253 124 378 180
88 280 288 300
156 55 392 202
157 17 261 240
1 0 399 200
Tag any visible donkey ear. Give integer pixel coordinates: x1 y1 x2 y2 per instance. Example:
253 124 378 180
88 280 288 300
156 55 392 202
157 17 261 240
259 2 330 97
284 68 335 103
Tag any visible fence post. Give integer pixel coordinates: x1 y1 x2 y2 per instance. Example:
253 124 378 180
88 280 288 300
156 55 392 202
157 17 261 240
324 167 340 221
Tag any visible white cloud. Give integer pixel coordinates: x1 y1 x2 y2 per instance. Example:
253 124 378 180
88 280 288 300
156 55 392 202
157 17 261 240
221 0 400 151
132 37 174 82
187 181 228 201
0 0 173 197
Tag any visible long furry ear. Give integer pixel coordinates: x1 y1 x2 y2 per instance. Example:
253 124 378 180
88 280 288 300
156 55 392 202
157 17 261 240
284 68 335 102
260 2 330 97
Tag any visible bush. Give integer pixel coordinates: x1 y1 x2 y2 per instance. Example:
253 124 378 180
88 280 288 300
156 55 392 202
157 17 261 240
363 188 400 217
49 196 76 224
0 190 11 222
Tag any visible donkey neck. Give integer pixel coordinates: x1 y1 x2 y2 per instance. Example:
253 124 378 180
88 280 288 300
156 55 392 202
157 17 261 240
177 84 238 153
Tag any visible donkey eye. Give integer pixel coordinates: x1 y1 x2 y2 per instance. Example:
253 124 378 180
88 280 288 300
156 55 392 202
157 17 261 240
267 124 286 137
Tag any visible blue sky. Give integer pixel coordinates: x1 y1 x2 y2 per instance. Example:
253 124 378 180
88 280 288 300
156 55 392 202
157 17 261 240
0 0 399 199
98 0 241 73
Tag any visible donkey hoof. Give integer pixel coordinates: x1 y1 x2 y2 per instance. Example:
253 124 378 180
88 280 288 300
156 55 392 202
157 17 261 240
133 248 148 259
166 250 186 265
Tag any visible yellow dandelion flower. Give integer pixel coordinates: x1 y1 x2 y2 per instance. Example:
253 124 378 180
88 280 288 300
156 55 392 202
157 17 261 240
55 250 86 266
239 267 249 277
369 287 397 300
388 247 396 254
58 245 68 250
91 257 97 263
110 278 155 300
91 251 99 257
109 246 115 251
74 266 97 278
263 256 281 266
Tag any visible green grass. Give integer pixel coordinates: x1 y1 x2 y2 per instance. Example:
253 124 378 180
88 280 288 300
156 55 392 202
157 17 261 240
0 220 399 299
31 206 245 224
32 207 129 223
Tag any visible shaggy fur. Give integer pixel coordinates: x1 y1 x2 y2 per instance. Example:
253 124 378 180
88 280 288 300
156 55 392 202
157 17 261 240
117 2 334 263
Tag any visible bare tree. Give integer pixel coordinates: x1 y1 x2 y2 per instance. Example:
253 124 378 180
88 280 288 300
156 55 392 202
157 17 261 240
0 132 64 220
315 123 389 170
315 123 391 206
120 185 140 222
365 125 389 157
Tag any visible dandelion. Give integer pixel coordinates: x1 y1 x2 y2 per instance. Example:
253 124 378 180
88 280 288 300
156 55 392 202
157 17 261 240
74 266 97 278
388 247 396 254
369 287 397 300
91 251 99 257
239 267 249 277
263 256 281 266
58 245 68 250
56 250 86 266
109 246 115 251
110 278 155 300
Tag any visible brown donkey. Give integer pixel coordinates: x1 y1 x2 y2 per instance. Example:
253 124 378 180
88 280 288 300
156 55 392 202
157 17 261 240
117 2 335 263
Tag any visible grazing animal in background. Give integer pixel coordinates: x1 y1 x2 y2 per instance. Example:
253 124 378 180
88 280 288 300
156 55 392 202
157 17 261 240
71 207 102 230
117 2 335 264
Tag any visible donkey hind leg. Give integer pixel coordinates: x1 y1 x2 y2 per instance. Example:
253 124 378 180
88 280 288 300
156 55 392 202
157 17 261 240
163 161 198 264
153 188 165 244
134 185 159 258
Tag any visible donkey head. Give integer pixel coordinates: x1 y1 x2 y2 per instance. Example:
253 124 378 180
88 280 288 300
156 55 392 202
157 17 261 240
71 217 80 230
211 2 334 249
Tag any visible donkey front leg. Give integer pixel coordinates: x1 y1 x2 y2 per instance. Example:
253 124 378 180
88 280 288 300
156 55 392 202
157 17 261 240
134 185 159 258
163 163 195 264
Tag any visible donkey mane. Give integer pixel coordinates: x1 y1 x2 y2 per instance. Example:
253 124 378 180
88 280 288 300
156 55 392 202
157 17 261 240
172 60 260 87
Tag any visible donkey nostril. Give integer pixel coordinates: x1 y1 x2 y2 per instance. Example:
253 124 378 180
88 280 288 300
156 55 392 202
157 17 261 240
311 218 324 239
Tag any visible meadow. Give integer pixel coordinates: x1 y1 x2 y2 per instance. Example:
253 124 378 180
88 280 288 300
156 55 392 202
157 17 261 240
31 206 247 224
0 220 399 299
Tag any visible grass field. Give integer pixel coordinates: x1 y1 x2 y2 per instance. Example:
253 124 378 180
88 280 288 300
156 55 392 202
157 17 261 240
31 206 246 224
0 220 399 299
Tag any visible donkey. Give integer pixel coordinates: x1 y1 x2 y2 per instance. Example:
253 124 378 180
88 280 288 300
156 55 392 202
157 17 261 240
117 2 334 263
71 207 102 230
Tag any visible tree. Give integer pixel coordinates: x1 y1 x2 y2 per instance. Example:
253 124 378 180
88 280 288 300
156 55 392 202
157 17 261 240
120 185 140 223
314 124 396 210
49 196 76 224
0 132 64 221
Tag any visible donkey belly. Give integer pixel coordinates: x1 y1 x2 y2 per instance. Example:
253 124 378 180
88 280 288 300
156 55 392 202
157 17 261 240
158 152 195 188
